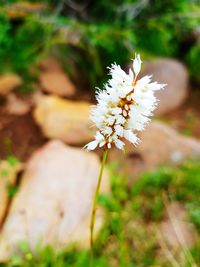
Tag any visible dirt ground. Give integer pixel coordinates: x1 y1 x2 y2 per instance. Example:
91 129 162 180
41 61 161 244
0 112 46 161
161 88 200 139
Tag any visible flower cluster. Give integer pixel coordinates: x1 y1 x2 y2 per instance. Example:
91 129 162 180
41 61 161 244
85 54 166 151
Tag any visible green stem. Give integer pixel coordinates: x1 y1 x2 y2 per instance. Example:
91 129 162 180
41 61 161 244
90 149 108 249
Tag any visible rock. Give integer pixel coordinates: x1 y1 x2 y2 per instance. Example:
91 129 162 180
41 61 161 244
39 58 62 72
39 71 76 97
0 74 22 96
33 95 96 145
109 121 200 182
135 121 200 167
0 141 109 261
0 159 22 225
2 94 31 115
160 202 197 251
141 58 189 115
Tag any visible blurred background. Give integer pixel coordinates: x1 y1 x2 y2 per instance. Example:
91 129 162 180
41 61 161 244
0 0 200 266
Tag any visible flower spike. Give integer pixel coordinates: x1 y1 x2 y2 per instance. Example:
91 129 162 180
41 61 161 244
85 54 166 151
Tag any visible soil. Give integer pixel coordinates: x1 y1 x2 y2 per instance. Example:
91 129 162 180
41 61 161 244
158 88 200 139
0 112 46 161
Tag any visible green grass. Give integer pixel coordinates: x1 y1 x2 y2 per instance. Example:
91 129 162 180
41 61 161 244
1 160 200 267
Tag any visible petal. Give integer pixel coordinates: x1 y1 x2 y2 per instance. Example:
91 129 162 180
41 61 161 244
95 131 105 141
114 124 124 137
133 54 142 77
84 140 98 151
99 141 106 148
136 75 152 88
114 138 125 150
147 82 167 91
124 130 140 145
129 68 134 80
102 126 112 136
112 107 122 115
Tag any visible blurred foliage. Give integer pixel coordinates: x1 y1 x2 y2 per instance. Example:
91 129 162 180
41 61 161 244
186 43 200 84
1 155 20 198
0 12 53 92
1 159 200 266
0 0 200 91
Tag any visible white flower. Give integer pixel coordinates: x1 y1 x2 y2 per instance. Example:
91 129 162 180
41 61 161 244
84 54 166 151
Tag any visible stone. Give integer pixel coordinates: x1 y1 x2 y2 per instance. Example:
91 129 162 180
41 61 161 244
0 74 22 96
0 159 22 225
135 121 200 167
109 121 200 182
33 95 96 145
39 71 76 97
160 202 197 251
2 94 31 115
39 58 62 72
141 58 189 115
0 141 109 261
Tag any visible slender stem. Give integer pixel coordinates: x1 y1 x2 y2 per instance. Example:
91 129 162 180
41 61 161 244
90 149 108 249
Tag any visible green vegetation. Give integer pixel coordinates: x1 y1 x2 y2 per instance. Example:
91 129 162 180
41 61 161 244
1 159 199 267
0 155 20 199
0 0 199 91
187 44 200 84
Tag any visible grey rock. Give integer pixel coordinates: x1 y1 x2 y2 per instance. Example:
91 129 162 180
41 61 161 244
141 58 189 115
0 141 109 261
